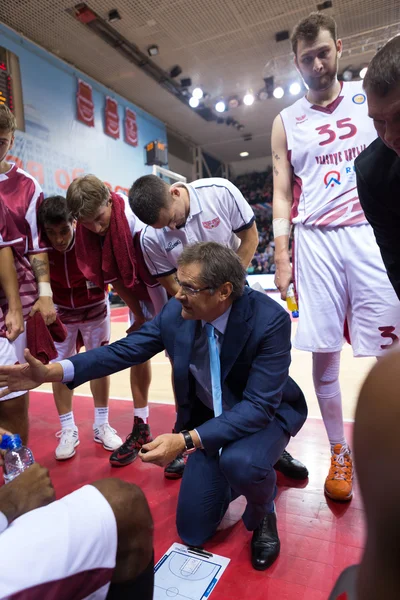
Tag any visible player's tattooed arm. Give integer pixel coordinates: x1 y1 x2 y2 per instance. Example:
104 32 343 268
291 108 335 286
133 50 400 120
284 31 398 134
272 149 280 176
30 256 48 280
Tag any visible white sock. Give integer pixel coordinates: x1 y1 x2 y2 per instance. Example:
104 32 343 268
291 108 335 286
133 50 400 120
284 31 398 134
312 352 347 449
135 406 149 423
94 407 109 426
60 411 76 430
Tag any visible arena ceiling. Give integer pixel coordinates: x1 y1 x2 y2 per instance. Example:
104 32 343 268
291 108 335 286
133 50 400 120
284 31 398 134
1 0 399 164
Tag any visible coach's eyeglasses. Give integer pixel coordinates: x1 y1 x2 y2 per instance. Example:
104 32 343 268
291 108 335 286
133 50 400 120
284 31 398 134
174 276 212 297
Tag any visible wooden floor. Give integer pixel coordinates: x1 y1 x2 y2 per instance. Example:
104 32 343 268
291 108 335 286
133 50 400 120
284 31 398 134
27 392 363 600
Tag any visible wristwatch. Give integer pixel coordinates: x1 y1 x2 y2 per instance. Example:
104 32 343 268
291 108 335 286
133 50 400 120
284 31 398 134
181 430 196 454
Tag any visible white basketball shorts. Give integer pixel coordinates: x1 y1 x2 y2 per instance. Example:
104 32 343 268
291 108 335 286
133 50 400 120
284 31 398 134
52 303 111 361
293 223 400 356
0 484 117 600
0 336 26 401
10 322 27 365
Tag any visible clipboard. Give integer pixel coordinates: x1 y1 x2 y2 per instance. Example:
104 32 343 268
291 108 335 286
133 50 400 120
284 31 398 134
154 542 230 600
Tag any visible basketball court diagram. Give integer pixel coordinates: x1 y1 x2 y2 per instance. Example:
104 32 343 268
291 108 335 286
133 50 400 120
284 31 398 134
154 544 230 600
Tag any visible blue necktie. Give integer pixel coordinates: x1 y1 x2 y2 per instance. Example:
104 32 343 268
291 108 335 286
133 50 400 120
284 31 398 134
205 323 223 417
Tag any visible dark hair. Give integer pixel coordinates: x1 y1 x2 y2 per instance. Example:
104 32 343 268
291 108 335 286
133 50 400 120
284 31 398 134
38 196 73 228
363 36 400 97
291 12 337 55
128 175 170 225
177 242 246 301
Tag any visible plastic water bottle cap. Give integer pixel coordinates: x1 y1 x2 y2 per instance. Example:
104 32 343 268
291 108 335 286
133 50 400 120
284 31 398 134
292 310 299 318
0 434 22 450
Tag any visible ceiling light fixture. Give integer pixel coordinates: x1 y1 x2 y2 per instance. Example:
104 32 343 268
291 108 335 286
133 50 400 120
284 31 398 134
289 82 301 95
147 44 159 56
189 96 199 108
342 69 353 81
243 92 255 106
240 151 249 157
228 96 240 109
273 86 284 99
192 87 204 100
108 9 121 22
215 100 226 113
169 65 182 78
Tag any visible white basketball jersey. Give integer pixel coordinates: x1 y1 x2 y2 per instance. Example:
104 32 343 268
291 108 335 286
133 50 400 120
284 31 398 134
280 81 377 227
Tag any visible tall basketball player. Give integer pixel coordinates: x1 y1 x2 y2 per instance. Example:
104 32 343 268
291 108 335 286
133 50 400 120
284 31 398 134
272 12 400 501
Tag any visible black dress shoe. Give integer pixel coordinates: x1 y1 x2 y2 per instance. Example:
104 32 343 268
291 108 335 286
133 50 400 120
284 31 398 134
274 449 309 480
164 454 185 479
251 510 280 571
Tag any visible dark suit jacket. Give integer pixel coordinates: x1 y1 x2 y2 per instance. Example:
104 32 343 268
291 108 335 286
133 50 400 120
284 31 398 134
67 288 307 455
355 137 400 300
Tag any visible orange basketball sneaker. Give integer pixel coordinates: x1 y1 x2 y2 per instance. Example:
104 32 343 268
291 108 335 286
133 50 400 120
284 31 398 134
324 444 353 502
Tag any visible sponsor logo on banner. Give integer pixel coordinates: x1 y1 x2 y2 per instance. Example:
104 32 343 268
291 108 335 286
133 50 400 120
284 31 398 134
352 93 366 104
324 170 341 188
125 107 138 146
202 217 221 229
104 97 120 139
76 79 95 127
165 240 182 252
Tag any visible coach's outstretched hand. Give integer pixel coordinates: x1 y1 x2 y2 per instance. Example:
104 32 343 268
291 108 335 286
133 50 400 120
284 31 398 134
0 349 63 398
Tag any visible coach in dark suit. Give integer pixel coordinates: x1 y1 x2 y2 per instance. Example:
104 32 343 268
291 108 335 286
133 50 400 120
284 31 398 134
355 36 400 300
0 242 307 571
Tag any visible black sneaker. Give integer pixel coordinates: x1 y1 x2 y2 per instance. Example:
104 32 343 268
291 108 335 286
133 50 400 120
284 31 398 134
109 417 153 467
164 454 185 479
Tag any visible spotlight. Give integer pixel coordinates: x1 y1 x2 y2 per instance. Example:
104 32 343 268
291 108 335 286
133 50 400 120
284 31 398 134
228 96 240 109
359 67 368 79
237 124 245 131
216 117 225 124
243 92 255 106
289 82 301 95
181 77 192 88
342 69 353 81
215 100 226 113
189 96 199 108
258 89 269 101
240 151 249 157
264 76 275 98
192 87 203 100
108 9 121 22
170 65 182 78
147 45 159 57
275 30 289 42
273 86 284 99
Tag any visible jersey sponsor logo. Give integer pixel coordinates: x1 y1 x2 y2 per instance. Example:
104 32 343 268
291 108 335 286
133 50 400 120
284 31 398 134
165 239 182 253
202 217 221 229
324 170 341 188
295 114 307 124
352 93 366 104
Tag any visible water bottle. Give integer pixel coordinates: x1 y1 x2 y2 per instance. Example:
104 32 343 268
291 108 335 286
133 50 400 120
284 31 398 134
0 434 35 482
286 283 299 318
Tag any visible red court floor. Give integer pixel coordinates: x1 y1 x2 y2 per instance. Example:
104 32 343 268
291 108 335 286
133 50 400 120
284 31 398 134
25 391 364 599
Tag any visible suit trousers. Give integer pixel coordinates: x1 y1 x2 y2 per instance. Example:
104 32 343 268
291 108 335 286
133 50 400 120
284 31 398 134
176 417 290 546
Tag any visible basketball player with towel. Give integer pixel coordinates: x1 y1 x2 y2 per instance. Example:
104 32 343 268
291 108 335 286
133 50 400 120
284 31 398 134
272 12 400 501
